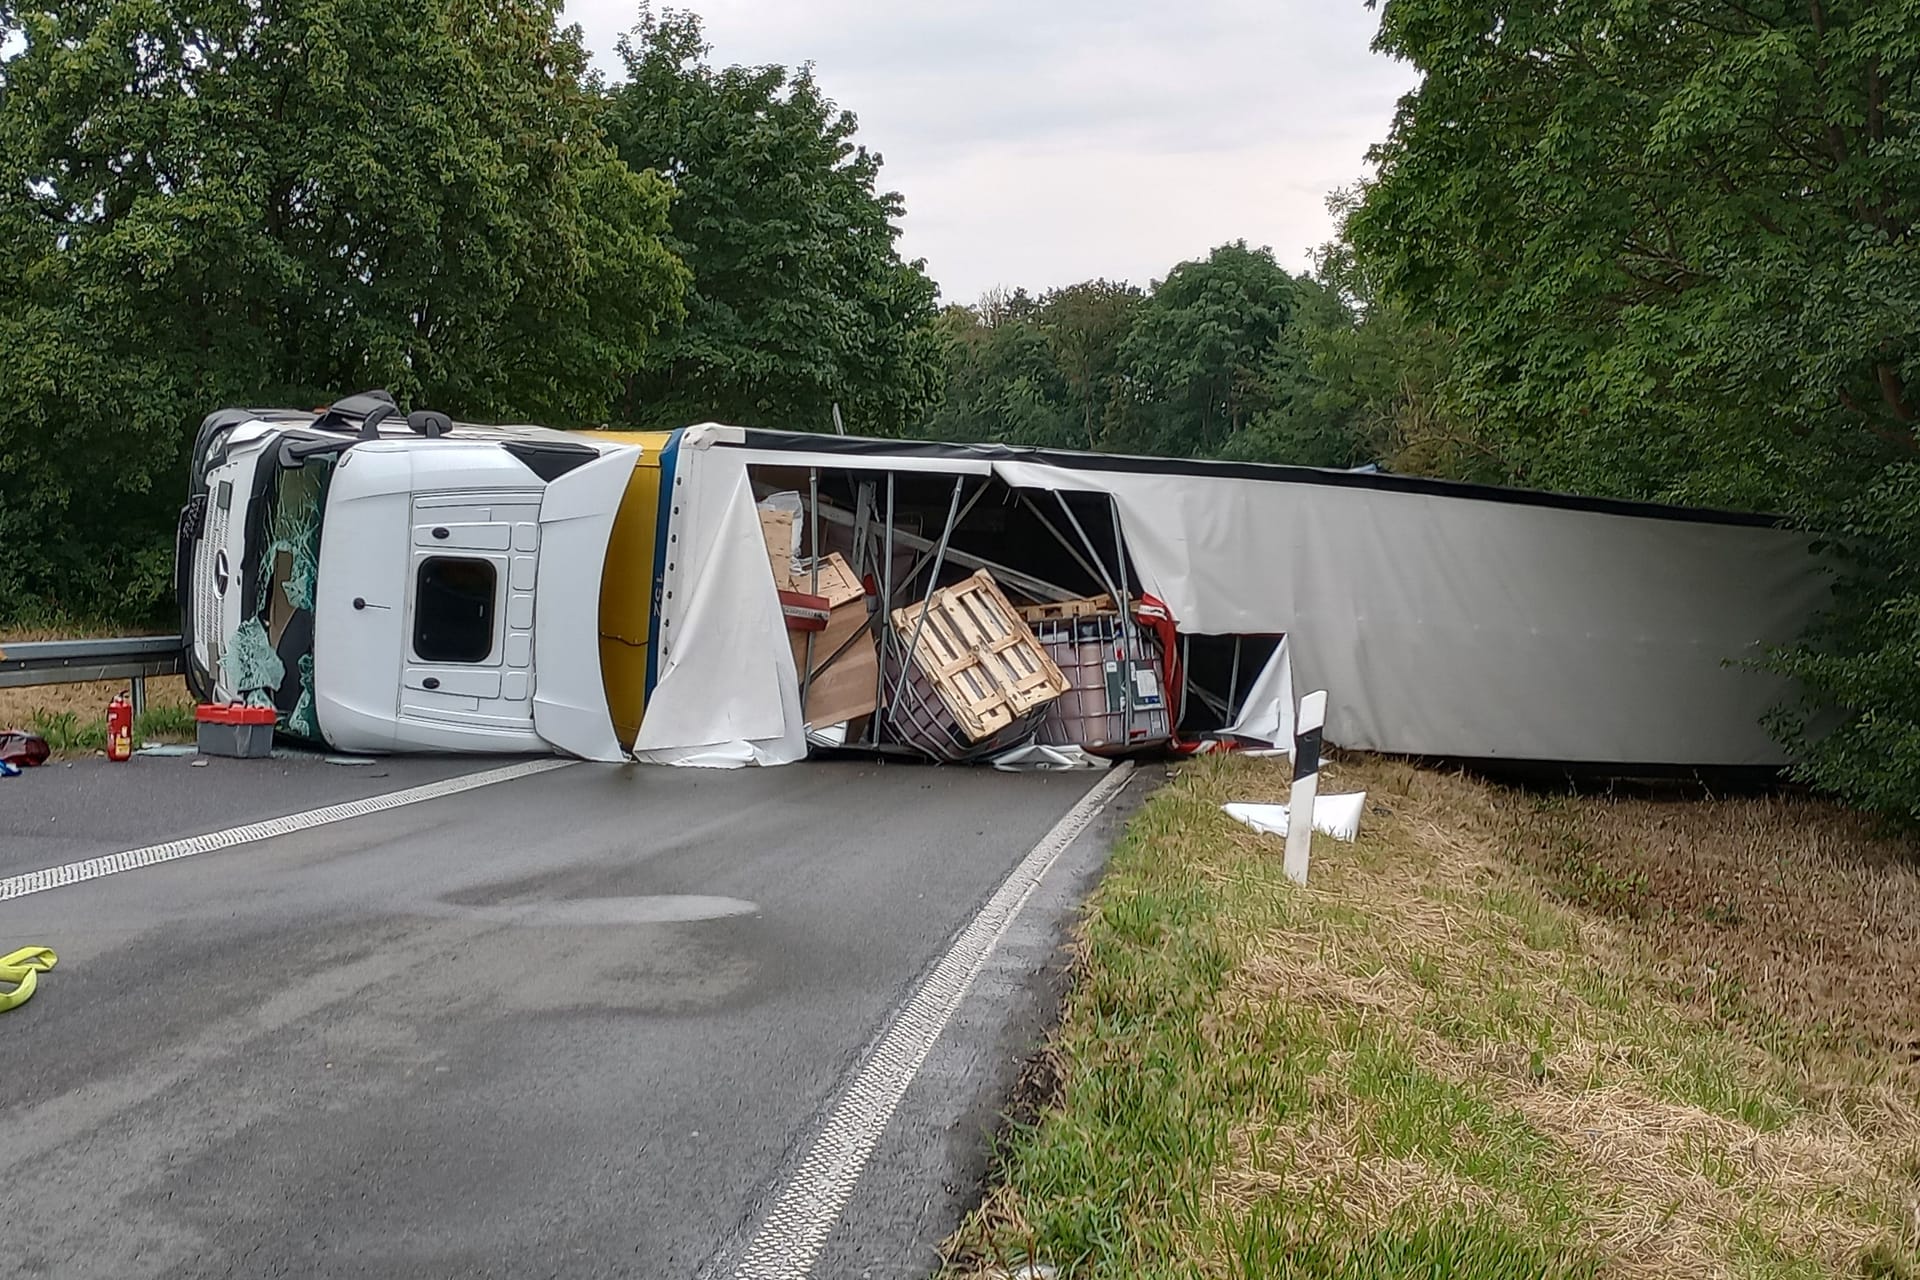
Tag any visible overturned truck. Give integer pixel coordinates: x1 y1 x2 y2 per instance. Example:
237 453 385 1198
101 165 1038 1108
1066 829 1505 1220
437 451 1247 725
176 394 1828 771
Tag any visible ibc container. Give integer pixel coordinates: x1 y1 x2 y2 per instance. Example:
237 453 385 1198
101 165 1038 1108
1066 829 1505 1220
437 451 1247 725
877 644 1050 762
1031 615 1171 755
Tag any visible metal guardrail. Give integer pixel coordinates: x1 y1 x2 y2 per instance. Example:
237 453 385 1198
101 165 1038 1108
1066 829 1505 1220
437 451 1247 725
0 635 187 717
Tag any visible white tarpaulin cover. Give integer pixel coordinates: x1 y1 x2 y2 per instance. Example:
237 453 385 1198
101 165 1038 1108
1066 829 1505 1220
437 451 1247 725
989 457 1827 765
1224 794 1368 843
635 430 1830 769
1223 638 1296 751
675 429 1827 771
630 437 807 767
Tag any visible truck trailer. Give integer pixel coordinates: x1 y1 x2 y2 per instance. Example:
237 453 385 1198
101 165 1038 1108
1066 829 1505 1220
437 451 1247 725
175 392 1830 770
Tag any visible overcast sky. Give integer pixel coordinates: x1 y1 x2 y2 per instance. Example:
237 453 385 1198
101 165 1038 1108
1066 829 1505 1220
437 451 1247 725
566 1 1418 305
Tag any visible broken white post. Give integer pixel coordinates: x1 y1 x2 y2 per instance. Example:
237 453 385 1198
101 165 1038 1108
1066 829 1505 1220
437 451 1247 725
1284 689 1326 886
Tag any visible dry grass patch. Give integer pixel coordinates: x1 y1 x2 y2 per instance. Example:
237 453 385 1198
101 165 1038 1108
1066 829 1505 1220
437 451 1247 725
946 754 1920 1279
0 675 193 730
1505 785 1920 1063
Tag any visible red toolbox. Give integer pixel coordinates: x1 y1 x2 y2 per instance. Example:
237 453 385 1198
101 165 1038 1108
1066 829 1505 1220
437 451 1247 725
196 703 276 758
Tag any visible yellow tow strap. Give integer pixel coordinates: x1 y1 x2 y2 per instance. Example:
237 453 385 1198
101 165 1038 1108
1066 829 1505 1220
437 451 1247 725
0 946 56 1012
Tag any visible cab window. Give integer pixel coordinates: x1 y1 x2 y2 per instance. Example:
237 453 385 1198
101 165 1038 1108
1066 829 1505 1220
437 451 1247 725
414 557 496 662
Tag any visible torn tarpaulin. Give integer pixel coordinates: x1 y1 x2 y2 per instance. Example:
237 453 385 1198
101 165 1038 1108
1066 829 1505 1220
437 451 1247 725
1223 793 1367 843
990 743 1112 771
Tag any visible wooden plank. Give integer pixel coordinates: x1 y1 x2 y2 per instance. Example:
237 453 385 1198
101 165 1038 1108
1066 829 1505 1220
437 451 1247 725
890 571 1068 741
792 600 878 726
1015 594 1118 624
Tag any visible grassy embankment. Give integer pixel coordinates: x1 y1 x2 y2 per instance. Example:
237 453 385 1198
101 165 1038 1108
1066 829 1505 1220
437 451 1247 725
949 754 1920 1279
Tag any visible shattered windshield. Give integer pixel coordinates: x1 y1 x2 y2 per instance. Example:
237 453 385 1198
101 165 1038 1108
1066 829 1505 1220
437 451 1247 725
221 454 333 742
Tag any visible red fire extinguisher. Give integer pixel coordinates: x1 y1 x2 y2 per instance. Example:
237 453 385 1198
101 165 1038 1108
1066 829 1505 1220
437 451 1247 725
106 691 133 762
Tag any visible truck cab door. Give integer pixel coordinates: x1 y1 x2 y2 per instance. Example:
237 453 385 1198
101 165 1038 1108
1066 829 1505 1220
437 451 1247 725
400 491 543 737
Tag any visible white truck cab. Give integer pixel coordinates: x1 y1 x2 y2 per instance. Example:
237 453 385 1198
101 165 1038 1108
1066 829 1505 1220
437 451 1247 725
177 392 659 760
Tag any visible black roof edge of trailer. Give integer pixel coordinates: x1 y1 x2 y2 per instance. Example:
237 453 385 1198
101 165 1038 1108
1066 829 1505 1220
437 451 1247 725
1401 754 1789 792
723 427 1788 530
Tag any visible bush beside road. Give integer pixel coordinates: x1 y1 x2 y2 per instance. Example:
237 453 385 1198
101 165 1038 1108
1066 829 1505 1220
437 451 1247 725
949 755 1920 1279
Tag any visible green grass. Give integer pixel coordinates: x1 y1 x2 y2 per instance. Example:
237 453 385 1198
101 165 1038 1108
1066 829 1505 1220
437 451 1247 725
945 755 1920 1279
28 708 106 754
135 702 197 742
28 702 200 755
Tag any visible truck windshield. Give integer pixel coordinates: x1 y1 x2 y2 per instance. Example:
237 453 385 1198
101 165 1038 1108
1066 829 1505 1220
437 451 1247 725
230 455 334 741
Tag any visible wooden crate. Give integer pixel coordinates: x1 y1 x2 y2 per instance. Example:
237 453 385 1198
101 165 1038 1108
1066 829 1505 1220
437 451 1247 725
890 570 1069 742
1015 594 1120 624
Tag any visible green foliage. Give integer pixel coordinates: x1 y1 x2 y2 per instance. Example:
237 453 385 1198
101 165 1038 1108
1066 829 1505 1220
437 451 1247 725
136 702 198 743
923 290 1085 449
27 709 106 755
0 0 687 623
1351 0 1920 817
599 6 942 437
1286 191 1484 480
1038 279 1143 450
924 240 1449 469
1119 240 1301 453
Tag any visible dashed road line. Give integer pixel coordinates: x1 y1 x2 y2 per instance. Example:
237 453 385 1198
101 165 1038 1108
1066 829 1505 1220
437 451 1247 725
0 758 574 903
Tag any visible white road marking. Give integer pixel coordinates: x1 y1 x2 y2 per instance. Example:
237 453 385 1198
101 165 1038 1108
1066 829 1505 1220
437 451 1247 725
0 758 574 903
729 761 1136 1280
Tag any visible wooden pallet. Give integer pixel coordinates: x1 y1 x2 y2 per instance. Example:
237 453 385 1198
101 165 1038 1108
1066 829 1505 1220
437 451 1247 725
790 552 864 608
891 571 1070 742
1015 594 1122 624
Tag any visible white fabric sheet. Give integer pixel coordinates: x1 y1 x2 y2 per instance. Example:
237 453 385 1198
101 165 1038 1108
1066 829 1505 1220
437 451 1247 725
1223 637 1295 750
992 459 1825 765
629 436 1829 770
629 446 808 768
1223 793 1367 842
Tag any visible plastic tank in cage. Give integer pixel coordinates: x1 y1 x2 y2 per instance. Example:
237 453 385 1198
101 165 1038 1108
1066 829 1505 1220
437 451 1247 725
877 643 1051 762
1031 614 1171 755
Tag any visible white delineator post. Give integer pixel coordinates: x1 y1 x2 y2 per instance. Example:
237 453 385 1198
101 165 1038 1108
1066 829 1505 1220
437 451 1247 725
1284 689 1327 886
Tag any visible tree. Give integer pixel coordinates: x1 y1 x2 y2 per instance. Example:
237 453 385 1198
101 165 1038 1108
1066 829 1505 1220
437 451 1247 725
1237 193 1476 478
922 302 1079 447
599 6 942 438
0 0 685 621
1351 0 1920 814
924 247 1390 466
1118 241 1300 455
1038 280 1143 450
1217 273 1375 471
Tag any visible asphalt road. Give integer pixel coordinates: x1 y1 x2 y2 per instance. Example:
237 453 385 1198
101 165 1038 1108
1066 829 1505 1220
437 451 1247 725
0 752 1140 1279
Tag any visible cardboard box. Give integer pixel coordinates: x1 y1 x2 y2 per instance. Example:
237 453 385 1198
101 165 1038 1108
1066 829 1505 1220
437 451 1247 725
759 507 795 588
791 599 878 728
